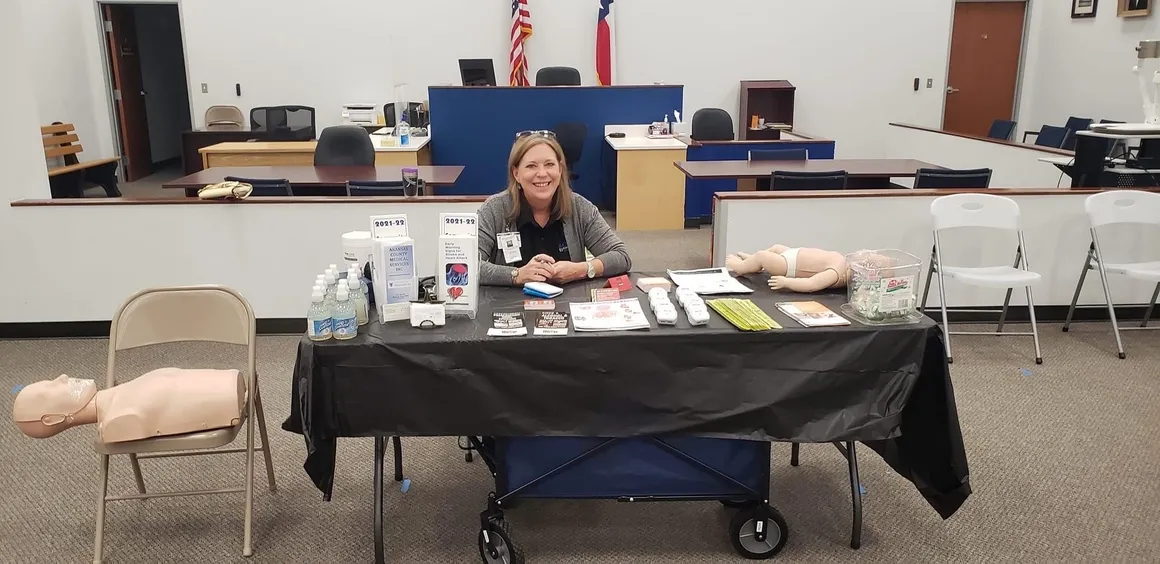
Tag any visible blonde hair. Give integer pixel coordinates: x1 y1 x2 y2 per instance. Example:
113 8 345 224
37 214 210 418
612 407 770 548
505 134 574 223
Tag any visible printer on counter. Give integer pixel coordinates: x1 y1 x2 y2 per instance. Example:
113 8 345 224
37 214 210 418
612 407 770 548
341 103 378 125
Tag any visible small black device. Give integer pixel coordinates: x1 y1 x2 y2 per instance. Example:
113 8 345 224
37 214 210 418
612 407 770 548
609 132 626 138
459 59 497 87
1130 139 1160 170
417 276 439 303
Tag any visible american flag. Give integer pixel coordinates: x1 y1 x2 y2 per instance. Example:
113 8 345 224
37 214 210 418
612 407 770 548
510 0 533 86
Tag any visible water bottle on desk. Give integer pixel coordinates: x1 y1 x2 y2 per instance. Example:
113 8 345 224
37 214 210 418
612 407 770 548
332 289 358 340
307 287 332 341
348 277 370 326
397 116 410 146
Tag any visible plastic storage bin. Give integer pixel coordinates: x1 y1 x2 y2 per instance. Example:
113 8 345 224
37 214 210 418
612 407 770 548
842 249 923 325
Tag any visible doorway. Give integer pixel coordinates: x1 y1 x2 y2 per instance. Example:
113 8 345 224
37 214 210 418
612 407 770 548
942 1 1028 138
100 2 192 185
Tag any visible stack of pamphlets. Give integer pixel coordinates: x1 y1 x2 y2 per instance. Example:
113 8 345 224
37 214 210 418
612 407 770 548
569 298 650 331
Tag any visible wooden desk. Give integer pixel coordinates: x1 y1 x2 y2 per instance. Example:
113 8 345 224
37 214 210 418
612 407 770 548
605 136 688 230
181 130 270 175
162 165 464 197
199 137 433 169
675 158 942 190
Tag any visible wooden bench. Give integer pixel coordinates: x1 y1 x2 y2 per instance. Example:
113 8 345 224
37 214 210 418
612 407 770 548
42 122 121 198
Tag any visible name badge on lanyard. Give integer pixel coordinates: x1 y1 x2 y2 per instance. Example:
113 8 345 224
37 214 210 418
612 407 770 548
498 231 522 264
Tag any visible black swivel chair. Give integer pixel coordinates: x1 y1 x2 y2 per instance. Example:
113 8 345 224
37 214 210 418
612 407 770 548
535 66 581 86
987 120 1017 141
382 103 398 128
690 108 734 141
250 105 316 140
224 176 292 197
347 180 406 196
314 126 375 166
750 149 808 190
1034 125 1070 149
914 168 993 189
553 122 587 181
771 170 848 190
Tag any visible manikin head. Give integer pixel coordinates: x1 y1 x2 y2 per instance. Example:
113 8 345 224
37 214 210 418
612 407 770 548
12 375 97 438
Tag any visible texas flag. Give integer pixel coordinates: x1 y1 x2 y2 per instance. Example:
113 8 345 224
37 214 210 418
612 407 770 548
596 0 616 86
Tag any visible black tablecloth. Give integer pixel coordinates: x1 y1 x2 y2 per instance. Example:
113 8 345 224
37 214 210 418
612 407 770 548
283 274 971 519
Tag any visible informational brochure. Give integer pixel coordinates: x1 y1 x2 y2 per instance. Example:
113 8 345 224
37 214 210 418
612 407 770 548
667 268 754 295
487 312 528 337
569 298 651 332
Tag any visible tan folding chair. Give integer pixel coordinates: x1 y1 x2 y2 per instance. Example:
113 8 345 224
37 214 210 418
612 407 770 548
204 105 245 130
93 286 276 564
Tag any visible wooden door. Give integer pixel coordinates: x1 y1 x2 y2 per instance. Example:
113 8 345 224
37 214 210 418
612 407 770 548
104 4 152 181
943 1 1027 138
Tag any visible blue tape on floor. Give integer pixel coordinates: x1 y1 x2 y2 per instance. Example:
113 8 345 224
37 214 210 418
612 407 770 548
400 478 411 493
11 384 24 394
859 484 867 496
1020 368 1033 377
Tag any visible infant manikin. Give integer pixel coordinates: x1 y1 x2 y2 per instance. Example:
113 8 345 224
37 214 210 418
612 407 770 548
725 244 848 293
13 368 244 443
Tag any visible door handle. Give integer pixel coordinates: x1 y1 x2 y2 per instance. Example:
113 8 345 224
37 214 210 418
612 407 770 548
946 86 960 94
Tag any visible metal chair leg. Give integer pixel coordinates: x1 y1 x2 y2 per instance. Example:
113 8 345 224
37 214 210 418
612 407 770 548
997 248 1021 333
845 441 862 550
1063 244 1094 332
374 437 387 564
243 403 255 557
919 246 936 314
128 454 146 495
1026 285 1043 365
253 383 277 492
936 269 953 363
392 436 404 482
93 454 110 564
1140 282 1160 328
790 443 800 467
1094 252 1127 359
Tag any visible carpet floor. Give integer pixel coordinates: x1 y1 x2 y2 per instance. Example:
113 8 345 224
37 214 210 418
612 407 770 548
1 226 1158 563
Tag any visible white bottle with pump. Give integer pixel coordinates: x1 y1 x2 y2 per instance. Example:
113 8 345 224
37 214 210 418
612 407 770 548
332 288 358 340
348 277 370 325
307 287 332 341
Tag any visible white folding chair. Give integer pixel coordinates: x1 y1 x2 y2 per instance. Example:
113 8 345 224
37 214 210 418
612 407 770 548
1062 190 1160 359
919 193 1043 364
93 286 276 564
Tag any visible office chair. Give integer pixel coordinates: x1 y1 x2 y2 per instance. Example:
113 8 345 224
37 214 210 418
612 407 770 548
914 168 993 189
750 148 808 190
1061 116 1094 150
690 108 734 141
204 105 244 130
553 122 587 181
224 176 291 197
314 126 375 166
1033 125 1070 149
749 148 809 162
771 170 848 190
347 180 406 197
250 106 316 140
987 120 1016 141
382 103 397 128
535 66 581 86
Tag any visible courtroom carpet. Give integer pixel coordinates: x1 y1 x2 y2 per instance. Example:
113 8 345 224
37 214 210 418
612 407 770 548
1 226 1158 563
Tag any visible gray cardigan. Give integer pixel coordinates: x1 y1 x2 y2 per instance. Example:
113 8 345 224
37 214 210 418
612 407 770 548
477 191 631 286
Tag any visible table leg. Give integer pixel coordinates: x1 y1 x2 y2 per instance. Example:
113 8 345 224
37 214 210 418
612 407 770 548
184 188 198 198
373 436 386 564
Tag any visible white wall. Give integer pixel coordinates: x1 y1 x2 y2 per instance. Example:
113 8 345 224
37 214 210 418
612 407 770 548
135 3 192 163
19 0 956 161
1018 1 1160 133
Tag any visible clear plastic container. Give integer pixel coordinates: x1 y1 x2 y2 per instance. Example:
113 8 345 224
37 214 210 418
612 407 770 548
842 249 924 325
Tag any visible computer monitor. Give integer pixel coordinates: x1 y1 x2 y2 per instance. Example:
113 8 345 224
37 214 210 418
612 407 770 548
459 59 497 87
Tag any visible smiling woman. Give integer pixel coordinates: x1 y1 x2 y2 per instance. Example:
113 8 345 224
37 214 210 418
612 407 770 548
475 132 632 286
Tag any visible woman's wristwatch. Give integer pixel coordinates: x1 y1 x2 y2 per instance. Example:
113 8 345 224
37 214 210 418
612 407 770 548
586 261 595 279
511 267 520 285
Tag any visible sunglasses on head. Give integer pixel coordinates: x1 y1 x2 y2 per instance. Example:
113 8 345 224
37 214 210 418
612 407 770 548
516 130 557 139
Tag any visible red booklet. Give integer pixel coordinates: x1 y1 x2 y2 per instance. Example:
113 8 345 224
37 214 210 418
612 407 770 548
606 275 632 293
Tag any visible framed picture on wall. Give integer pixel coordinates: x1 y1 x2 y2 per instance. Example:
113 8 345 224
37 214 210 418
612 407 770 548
1072 0 1098 18
1119 0 1151 17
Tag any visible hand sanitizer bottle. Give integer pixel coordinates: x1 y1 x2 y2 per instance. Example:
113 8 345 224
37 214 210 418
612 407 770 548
324 271 338 308
307 287 332 341
348 277 370 325
332 289 358 340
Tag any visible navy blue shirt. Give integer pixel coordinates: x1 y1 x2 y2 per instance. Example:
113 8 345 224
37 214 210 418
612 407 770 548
514 199 570 268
